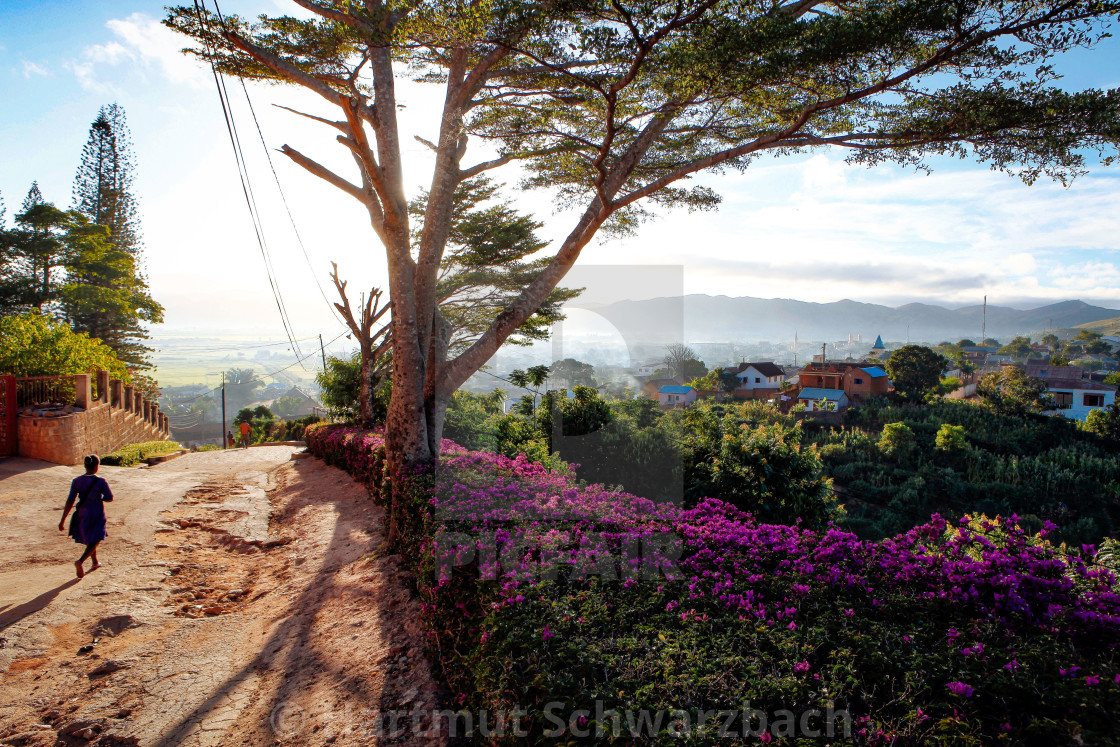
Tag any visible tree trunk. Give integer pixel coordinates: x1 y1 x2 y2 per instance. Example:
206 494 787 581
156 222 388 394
359 342 372 427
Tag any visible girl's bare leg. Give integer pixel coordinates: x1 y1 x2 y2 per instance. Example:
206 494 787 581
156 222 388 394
90 546 100 570
76 542 99 576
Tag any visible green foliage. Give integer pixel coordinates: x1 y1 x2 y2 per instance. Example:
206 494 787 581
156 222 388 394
233 407 254 425
818 398 1118 544
938 376 963 395
270 414 323 442
1084 404 1120 443
687 369 718 390
1104 373 1120 388
315 352 362 420
101 440 182 466
415 176 580 353
688 367 736 391
442 389 507 451
935 423 968 452
878 421 915 457
444 386 682 501
977 367 1050 415
998 335 1034 358
670 401 838 527
0 311 130 381
270 394 306 418
886 345 947 401
548 358 595 389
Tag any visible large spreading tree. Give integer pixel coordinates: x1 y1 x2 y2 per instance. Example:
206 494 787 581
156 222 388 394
166 0 1120 471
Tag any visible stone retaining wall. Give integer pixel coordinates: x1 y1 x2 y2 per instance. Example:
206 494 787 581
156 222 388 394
16 373 170 465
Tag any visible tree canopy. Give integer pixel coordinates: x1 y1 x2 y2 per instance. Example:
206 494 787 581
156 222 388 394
0 311 130 381
166 0 1120 467
886 345 946 401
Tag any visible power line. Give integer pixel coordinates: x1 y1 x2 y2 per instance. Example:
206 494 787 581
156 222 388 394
192 0 304 363
215 13 342 325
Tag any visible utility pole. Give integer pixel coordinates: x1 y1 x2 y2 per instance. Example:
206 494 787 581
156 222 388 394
320 334 327 371
981 295 987 343
221 371 227 450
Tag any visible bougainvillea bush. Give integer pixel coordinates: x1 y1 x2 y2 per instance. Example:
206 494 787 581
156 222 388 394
306 424 1120 745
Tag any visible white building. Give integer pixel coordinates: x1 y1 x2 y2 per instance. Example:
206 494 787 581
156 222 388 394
723 361 787 391
796 388 849 411
658 385 698 406
1028 364 1117 421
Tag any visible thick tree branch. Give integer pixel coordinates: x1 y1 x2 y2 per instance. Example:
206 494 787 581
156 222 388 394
279 145 369 206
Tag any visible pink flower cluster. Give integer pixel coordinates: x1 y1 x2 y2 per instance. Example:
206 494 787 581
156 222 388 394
307 424 1120 646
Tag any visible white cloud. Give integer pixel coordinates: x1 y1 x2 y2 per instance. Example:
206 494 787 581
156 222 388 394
105 13 205 86
65 12 206 92
20 60 48 78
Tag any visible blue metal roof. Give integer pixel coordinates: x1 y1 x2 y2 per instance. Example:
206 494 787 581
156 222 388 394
860 366 888 378
658 385 693 394
798 388 847 401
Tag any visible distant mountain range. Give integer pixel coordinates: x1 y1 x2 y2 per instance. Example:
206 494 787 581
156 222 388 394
586 296 1120 343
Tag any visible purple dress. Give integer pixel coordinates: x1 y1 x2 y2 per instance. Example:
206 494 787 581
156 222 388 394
67 474 113 545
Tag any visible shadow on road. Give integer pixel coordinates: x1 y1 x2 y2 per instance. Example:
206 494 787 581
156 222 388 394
0 578 81 632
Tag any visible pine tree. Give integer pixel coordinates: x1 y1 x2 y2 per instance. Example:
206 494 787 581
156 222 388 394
21 182 43 212
71 104 162 367
6 186 73 314
73 105 140 255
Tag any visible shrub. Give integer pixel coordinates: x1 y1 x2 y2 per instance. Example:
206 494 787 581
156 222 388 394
101 440 182 466
878 421 915 457
934 423 968 452
0 311 130 381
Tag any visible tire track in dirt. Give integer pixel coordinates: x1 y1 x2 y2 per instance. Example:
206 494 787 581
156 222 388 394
0 453 444 746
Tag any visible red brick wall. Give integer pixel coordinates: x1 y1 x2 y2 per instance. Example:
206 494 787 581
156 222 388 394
17 396 169 465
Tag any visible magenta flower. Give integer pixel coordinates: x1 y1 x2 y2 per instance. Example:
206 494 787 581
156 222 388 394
946 681 973 697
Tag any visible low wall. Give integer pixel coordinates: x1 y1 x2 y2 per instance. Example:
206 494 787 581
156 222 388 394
16 373 170 465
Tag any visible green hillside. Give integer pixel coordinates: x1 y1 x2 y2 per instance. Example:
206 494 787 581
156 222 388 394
1077 317 1120 335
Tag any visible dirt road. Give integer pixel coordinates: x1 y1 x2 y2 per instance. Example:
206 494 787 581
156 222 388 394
0 447 443 746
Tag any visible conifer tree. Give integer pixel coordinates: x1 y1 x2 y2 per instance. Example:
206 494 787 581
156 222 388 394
73 105 140 256
20 182 43 213
71 104 163 367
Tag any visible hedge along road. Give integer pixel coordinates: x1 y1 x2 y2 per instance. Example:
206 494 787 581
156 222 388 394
0 446 443 746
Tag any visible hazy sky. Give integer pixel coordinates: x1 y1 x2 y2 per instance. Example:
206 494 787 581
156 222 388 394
3 0 1120 347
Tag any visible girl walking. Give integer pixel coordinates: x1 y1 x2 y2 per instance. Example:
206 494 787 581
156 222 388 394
59 455 114 578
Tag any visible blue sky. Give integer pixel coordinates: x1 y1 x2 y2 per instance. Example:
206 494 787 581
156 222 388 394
2 1 1120 342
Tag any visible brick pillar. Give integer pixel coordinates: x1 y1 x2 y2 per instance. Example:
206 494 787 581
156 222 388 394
141 399 150 423
97 371 110 403
161 413 169 434
134 391 142 414
110 379 123 408
74 374 91 409
124 385 134 412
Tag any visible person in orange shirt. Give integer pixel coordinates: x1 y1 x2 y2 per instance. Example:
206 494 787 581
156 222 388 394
239 419 252 448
